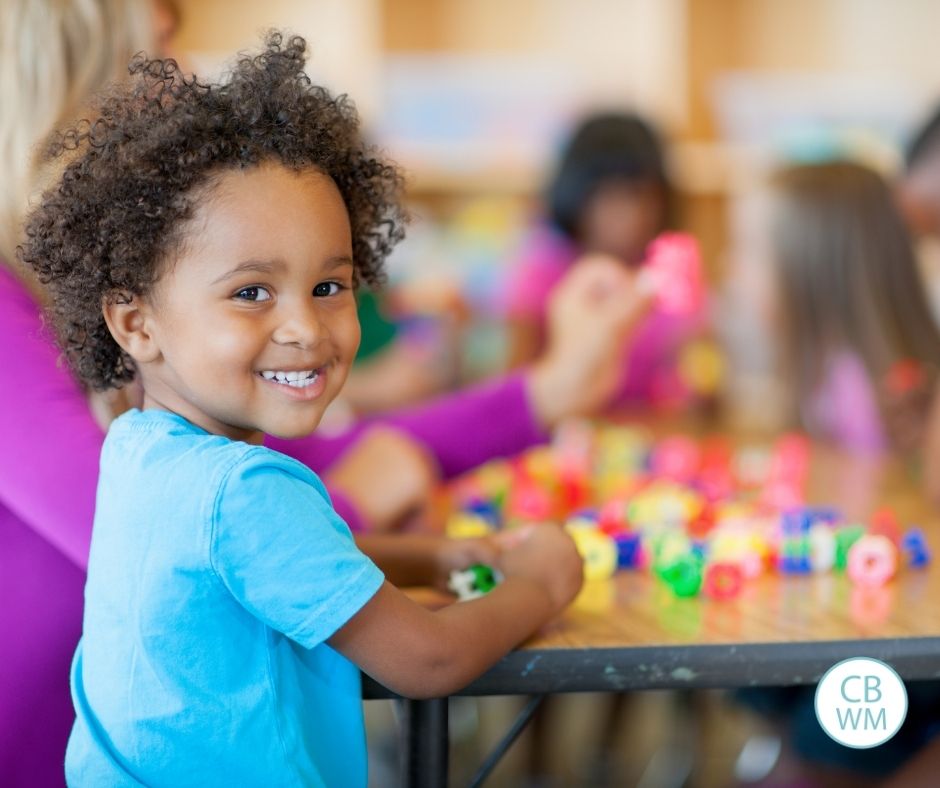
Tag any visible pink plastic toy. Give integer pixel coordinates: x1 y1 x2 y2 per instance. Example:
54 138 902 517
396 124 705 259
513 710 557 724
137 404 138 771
642 232 705 316
651 435 701 482
869 508 902 548
703 562 744 599
847 535 898 587
769 434 810 487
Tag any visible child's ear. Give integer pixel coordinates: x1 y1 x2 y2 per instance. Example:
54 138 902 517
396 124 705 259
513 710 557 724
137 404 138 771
102 291 161 364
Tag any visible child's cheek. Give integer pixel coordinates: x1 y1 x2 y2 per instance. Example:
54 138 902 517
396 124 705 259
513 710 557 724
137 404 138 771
330 303 362 380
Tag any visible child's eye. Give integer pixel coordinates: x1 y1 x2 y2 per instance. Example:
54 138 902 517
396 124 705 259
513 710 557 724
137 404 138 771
313 282 344 297
234 286 272 302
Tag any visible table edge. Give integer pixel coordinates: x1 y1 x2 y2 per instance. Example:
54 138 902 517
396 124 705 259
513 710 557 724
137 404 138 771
363 636 940 699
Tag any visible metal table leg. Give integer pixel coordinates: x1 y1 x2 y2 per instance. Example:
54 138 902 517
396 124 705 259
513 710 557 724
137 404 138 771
400 697 449 788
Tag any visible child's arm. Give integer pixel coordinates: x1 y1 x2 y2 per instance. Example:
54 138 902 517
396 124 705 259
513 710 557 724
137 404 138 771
353 533 497 589
0 273 105 569
330 525 583 699
324 426 440 533
506 315 543 368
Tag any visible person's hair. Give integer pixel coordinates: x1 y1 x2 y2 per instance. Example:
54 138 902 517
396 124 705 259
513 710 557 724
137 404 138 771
18 31 406 391
0 0 153 266
906 103 940 171
768 161 940 414
545 111 672 240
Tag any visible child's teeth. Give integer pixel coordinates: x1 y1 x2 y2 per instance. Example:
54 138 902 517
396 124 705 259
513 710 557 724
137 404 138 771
261 370 318 387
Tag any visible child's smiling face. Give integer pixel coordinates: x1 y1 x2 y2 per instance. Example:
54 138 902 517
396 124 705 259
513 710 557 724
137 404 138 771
125 162 360 444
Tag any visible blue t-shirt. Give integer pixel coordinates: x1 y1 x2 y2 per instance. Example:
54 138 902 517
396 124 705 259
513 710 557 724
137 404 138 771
66 409 385 786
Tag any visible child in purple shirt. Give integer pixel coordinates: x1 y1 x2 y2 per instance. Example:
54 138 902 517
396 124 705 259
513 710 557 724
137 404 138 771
505 112 708 408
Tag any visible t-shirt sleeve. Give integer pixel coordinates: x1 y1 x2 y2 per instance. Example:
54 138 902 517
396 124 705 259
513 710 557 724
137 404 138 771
209 451 384 649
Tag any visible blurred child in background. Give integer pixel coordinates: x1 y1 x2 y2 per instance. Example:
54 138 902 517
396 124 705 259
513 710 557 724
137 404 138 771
505 111 708 409
755 161 940 463
733 160 940 786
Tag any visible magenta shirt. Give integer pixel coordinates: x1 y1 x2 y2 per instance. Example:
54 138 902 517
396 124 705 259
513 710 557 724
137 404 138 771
0 262 546 783
504 224 707 407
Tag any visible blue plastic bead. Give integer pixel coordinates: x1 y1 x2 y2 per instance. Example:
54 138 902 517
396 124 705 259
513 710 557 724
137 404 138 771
902 527 931 568
779 554 811 574
614 533 642 569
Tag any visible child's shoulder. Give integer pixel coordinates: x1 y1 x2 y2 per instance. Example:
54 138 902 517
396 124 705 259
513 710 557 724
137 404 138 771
515 223 577 273
104 409 326 498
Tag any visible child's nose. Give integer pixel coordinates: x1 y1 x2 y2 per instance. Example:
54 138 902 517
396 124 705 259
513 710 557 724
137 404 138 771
271 302 324 348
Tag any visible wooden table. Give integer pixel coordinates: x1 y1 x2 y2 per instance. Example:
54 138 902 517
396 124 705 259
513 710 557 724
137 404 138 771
364 439 940 787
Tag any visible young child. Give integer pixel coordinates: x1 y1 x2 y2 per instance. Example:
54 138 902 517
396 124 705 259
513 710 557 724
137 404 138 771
755 161 940 456
505 111 707 407
732 161 940 783
17 34 604 785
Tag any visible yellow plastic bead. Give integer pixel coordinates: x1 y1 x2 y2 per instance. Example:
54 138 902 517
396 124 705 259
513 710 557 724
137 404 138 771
678 338 725 396
446 513 494 540
569 528 618 581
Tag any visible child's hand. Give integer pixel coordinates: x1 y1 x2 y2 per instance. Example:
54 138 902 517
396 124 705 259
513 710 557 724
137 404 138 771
527 254 655 428
497 525 583 614
433 536 500 592
325 426 439 532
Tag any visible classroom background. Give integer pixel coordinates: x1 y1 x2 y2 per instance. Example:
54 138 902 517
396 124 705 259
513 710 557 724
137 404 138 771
170 0 940 424
169 1 940 786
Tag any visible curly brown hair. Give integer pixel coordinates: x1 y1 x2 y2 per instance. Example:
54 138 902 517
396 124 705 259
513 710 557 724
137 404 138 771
18 31 406 390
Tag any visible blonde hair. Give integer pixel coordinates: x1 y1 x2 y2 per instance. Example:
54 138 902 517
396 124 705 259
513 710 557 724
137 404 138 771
0 0 153 267
769 161 940 421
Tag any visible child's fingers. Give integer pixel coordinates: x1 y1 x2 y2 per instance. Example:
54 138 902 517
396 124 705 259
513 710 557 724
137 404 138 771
494 524 540 550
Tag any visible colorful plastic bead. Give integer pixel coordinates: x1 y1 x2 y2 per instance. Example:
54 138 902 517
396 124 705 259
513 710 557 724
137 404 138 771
678 339 725 398
659 554 704 597
446 512 494 540
506 481 554 523
869 508 902 547
778 534 811 574
570 528 618 581
770 434 811 487
687 507 716 539
651 436 701 482
781 509 810 536
464 499 500 526
653 532 693 570
565 509 600 531
690 539 709 561
834 524 865 570
734 446 772 488
558 471 591 513
703 562 744 599
598 499 631 536
642 232 706 316
809 523 836 572
448 564 503 601
901 527 931 568
847 535 898 587
613 532 642 569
